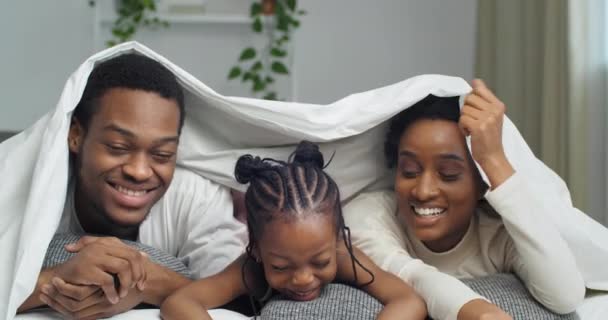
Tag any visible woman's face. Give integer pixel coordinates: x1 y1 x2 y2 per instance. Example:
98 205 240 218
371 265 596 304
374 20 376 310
395 119 482 252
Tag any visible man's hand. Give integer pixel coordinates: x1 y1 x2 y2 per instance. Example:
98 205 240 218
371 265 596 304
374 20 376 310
40 277 144 320
40 249 192 318
41 278 101 312
53 236 148 304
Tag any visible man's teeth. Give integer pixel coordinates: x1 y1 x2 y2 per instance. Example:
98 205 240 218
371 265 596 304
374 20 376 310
115 185 147 197
413 207 446 216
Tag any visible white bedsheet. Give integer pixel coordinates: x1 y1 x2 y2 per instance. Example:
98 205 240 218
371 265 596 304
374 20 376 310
15 294 608 320
3 42 608 319
577 293 608 320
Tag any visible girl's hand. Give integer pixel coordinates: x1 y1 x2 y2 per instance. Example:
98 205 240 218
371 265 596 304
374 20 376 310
160 254 248 320
160 294 212 320
336 245 427 320
458 299 513 320
459 79 514 189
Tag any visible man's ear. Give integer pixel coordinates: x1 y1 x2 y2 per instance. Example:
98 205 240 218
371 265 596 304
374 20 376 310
68 118 84 154
251 246 262 263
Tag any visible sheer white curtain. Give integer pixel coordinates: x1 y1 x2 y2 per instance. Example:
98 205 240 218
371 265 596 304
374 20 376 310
569 0 607 225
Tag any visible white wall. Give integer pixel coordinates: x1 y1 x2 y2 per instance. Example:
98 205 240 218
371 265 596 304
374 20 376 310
0 0 477 131
0 1 95 132
295 0 477 103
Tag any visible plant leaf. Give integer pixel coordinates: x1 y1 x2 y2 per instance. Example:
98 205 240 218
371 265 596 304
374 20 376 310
286 0 296 11
263 92 277 100
277 19 289 31
250 2 262 17
251 61 263 72
142 0 155 10
265 76 275 84
275 34 289 46
298 9 307 15
112 28 123 37
228 66 241 79
242 72 253 82
239 47 256 61
252 17 262 33
275 1 285 16
271 61 289 74
270 48 287 57
253 78 266 92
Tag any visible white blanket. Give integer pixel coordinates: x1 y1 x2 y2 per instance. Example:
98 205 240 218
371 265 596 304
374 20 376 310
2 42 607 320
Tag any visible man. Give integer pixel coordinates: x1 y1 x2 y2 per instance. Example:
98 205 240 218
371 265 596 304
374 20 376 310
17 54 247 318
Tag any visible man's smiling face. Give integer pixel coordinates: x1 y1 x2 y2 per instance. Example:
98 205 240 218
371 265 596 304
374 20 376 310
69 87 181 232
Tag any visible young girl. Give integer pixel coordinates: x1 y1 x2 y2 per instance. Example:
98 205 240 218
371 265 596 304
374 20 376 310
160 141 427 320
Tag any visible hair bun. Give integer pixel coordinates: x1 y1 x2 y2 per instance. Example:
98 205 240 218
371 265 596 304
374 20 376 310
292 140 324 169
235 155 268 184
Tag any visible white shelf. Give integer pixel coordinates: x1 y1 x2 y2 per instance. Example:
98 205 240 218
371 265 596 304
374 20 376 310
100 13 251 25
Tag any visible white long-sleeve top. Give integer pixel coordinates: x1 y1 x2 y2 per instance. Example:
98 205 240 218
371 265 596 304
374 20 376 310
343 172 585 320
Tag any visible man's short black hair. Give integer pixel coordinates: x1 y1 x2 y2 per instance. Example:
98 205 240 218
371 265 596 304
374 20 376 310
384 95 461 168
73 53 185 133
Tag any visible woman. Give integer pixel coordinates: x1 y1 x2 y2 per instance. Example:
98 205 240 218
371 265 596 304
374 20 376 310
343 80 585 320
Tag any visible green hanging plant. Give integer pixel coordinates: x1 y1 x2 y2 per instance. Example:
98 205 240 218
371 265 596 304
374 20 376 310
90 0 169 47
227 0 306 100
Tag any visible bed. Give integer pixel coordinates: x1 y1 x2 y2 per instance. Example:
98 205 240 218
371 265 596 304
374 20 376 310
14 291 608 320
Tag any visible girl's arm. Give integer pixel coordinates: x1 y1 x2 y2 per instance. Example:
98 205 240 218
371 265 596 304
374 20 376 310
160 254 249 320
335 243 427 320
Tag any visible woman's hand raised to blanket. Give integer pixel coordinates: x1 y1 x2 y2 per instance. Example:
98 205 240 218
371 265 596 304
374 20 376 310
459 79 515 189
53 235 149 304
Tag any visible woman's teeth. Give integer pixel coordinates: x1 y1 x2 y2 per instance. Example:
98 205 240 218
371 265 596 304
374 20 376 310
413 207 446 216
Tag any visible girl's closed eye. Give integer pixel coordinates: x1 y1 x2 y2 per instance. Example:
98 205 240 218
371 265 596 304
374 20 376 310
271 264 289 272
312 259 331 269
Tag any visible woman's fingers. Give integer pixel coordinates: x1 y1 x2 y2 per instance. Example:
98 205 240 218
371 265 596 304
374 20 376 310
471 79 501 104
